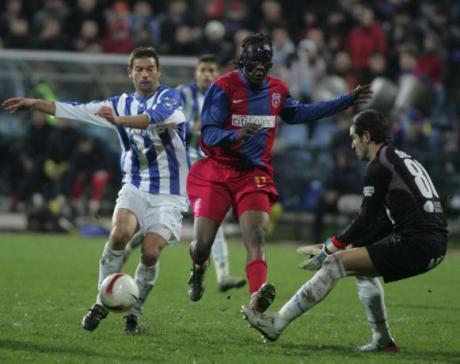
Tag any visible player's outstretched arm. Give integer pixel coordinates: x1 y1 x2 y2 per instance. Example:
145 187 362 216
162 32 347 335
95 106 149 129
2 97 55 115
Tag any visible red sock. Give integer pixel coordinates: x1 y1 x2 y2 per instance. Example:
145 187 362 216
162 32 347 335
246 259 267 294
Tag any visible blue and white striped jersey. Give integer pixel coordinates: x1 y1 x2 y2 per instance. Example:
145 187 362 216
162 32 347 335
55 84 188 196
176 82 206 163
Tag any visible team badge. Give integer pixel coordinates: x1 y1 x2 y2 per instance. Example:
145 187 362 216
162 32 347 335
271 93 281 108
163 97 177 110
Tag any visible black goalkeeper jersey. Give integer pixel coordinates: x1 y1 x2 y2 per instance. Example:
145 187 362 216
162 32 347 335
337 144 448 245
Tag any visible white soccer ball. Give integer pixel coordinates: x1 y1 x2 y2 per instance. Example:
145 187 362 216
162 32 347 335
99 273 139 312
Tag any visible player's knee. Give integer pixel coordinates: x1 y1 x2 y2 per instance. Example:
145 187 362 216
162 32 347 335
141 250 159 266
109 226 134 249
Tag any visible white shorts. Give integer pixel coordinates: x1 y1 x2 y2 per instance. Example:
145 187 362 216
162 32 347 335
115 184 189 243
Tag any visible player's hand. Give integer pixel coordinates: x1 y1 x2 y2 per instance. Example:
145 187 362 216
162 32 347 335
349 84 372 104
2 97 37 113
297 244 329 270
239 123 262 142
297 238 342 271
95 106 120 125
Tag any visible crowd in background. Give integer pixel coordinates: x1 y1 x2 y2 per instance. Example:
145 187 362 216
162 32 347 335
1 0 460 235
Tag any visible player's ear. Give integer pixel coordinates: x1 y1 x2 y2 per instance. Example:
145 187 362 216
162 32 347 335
364 131 371 144
127 66 132 79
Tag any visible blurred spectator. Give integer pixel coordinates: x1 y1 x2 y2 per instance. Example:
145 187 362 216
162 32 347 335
44 118 82 204
347 6 388 71
3 17 31 49
101 1 135 54
9 111 52 211
33 0 69 34
170 25 199 55
201 20 233 66
324 9 350 53
0 0 28 46
287 39 326 102
66 0 105 44
332 51 358 90
34 17 70 50
61 136 110 217
311 152 363 243
223 1 249 40
271 27 295 67
129 1 161 47
359 52 391 84
202 0 225 21
74 19 102 53
416 32 444 85
158 0 195 54
258 0 285 33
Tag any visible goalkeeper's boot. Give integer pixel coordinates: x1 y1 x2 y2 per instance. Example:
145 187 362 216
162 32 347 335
249 282 276 313
241 305 282 342
358 339 400 352
218 275 246 292
81 304 109 332
188 263 207 301
123 314 141 335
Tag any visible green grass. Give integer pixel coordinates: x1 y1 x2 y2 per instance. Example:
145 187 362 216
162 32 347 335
0 233 459 363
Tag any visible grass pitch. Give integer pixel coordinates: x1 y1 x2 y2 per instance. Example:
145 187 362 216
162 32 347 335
0 233 459 363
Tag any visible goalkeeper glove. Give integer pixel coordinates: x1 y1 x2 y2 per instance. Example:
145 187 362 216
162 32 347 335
297 237 344 271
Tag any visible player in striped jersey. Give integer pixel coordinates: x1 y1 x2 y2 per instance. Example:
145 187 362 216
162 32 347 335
2 47 189 335
186 33 372 312
123 55 246 292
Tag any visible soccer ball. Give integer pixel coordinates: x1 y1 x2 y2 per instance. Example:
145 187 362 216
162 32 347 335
99 273 139 312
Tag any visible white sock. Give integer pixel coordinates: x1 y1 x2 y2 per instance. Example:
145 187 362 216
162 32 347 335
276 255 346 331
211 227 230 283
128 261 160 316
356 276 393 344
96 242 125 304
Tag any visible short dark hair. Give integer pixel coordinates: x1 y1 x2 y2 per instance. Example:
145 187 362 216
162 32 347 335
352 109 391 144
129 47 160 68
198 54 218 65
235 32 272 69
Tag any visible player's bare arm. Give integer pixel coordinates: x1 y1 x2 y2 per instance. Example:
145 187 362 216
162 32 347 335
2 97 56 115
95 106 149 129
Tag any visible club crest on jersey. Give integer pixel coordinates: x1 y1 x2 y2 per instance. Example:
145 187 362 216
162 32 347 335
162 97 177 110
271 93 281 108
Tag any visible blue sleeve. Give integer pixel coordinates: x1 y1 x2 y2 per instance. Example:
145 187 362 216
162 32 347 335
280 93 354 124
145 89 183 124
201 83 240 147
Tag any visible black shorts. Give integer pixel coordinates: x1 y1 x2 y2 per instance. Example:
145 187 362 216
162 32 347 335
366 233 447 283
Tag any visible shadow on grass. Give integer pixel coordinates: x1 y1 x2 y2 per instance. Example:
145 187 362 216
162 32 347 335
0 339 145 362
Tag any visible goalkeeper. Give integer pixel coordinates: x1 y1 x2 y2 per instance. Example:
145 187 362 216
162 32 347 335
242 109 448 351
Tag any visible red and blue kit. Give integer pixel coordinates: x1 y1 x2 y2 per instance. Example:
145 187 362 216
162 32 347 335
187 70 354 222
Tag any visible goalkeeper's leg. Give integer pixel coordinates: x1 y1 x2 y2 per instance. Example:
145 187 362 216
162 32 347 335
243 247 378 340
356 277 399 351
